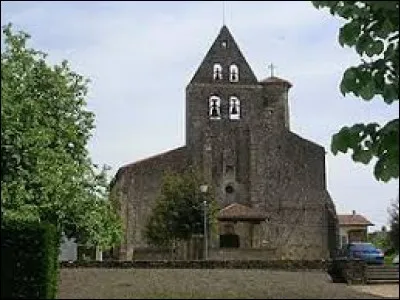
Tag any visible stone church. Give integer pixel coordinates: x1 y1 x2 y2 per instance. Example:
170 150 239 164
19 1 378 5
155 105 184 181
110 25 339 261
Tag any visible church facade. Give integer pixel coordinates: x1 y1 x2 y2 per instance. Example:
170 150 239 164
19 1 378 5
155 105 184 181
110 26 339 261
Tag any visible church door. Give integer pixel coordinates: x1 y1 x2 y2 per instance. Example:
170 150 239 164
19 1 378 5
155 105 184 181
220 234 240 248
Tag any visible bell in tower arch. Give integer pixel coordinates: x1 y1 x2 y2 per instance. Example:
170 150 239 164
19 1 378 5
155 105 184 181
229 97 240 120
209 97 221 119
211 103 219 117
231 101 238 115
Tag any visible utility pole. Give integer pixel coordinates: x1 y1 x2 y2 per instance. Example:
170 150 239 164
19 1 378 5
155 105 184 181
203 200 208 260
200 184 209 260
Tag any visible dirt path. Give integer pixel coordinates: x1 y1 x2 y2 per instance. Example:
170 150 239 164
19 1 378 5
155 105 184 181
58 268 385 299
351 284 399 299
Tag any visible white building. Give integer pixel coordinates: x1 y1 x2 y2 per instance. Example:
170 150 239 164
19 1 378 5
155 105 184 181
338 210 374 249
58 235 103 262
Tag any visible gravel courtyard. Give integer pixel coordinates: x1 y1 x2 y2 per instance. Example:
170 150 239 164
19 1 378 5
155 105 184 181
58 268 388 299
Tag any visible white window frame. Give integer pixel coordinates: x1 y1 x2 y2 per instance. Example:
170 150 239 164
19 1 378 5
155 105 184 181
229 96 240 120
213 64 223 80
229 64 239 82
209 96 221 120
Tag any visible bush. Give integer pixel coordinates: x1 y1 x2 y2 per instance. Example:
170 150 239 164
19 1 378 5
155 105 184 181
1 220 60 299
384 247 396 257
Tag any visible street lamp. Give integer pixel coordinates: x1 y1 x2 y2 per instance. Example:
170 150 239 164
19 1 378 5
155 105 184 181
200 184 208 260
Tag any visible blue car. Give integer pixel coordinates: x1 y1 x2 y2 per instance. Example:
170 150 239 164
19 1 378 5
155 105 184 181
345 242 384 264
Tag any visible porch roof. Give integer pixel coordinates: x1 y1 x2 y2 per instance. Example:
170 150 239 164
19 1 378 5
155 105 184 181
217 203 267 221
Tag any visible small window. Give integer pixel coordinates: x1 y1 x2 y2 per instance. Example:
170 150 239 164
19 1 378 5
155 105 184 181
225 185 234 194
209 96 221 120
229 96 240 120
226 165 234 173
213 64 222 80
220 234 239 248
221 41 227 48
229 64 239 82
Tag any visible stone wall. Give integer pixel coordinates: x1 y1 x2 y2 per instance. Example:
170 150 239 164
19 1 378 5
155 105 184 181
208 248 278 260
248 120 334 259
132 237 204 261
110 146 188 260
132 248 172 261
328 258 366 284
246 83 337 259
60 259 330 270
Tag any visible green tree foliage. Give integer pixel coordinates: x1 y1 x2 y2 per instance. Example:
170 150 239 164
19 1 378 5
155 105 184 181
145 168 217 248
312 1 399 182
388 196 399 251
368 226 391 251
1 24 122 249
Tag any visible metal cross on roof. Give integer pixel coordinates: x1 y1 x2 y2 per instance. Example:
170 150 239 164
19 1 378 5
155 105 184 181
268 63 276 77
222 1 225 25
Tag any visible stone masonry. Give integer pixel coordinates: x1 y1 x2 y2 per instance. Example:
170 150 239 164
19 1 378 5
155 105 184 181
110 25 339 261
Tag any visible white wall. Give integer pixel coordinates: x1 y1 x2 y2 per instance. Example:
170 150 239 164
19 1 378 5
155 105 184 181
338 225 368 248
59 236 78 262
58 235 103 262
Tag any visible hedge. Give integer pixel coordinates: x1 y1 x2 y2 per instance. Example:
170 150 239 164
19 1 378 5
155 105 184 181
1 220 60 299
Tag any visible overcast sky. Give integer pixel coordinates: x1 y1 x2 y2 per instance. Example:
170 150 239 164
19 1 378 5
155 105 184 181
2 1 398 231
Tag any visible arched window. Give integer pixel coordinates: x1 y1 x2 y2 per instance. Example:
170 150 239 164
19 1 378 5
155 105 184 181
209 96 221 119
213 64 223 80
229 64 239 82
229 96 240 120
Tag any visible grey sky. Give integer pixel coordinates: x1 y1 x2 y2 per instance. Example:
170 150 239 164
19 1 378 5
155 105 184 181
1 1 398 231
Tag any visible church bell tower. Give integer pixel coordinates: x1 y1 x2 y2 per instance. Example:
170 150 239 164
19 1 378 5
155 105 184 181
185 25 260 208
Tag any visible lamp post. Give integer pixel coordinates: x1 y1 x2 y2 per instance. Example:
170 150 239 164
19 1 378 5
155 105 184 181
200 184 208 260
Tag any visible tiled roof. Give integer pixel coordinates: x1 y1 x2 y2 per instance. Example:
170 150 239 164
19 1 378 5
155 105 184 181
217 203 266 221
337 214 374 226
259 76 292 88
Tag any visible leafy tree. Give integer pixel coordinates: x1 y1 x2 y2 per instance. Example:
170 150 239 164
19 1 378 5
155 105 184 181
388 196 399 251
144 168 217 248
1 24 122 249
368 226 391 252
312 1 399 182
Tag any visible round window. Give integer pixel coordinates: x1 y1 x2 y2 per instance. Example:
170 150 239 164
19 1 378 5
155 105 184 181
225 185 234 194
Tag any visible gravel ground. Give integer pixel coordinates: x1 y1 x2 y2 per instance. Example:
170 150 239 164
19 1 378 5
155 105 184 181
58 268 386 299
350 284 399 299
